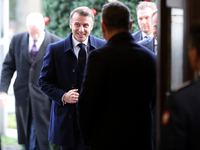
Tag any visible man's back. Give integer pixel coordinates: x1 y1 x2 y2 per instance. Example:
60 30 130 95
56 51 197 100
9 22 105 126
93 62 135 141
79 32 156 150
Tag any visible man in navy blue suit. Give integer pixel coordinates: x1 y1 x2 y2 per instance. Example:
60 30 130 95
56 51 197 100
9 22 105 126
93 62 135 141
132 1 157 42
138 9 158 54
38 6 106 150
78 1 156 150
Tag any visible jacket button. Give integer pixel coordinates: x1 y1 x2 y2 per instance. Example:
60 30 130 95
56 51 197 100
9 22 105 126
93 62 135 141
72 68 75 72
71 84 75 88
69 114 72 118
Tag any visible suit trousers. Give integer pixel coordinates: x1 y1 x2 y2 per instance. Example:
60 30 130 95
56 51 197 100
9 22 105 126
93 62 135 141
24 107 40 150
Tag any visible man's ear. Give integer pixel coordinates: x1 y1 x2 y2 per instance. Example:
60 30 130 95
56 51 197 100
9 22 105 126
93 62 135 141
188 47 199 71
101 21 105 33
91 22 94 31
69 21 72 29
129 21 133 31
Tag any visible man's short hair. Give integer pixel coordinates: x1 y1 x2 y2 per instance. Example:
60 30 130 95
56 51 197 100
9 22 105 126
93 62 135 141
101 1 131 32
70 6 94 22
190 21 200 56
26 12 45 29
136 1 157 12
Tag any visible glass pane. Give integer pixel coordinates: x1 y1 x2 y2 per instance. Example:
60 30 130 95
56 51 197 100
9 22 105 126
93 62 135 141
171 8 184 90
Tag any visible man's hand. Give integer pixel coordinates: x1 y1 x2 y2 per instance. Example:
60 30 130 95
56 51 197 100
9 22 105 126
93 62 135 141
63 89 79 104
0 92 7 109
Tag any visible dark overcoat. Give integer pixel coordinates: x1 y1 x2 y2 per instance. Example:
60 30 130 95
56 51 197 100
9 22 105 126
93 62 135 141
38 33 106 148
0 30 61 149
79 32 156 150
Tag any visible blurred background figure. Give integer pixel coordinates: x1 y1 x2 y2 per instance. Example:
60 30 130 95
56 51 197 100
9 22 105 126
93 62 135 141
0 12 61 150
138 9 158 54
132 1 157 42
160 21 200 150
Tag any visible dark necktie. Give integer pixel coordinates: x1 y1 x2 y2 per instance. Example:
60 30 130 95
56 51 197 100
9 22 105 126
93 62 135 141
30 40 37 60
78 43 86 74
144 36 150 39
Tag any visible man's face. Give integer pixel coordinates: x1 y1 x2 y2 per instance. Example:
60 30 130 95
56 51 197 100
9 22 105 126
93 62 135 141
28 25 43 41
152 13 157 40
70 13 94 42
137 7 153 35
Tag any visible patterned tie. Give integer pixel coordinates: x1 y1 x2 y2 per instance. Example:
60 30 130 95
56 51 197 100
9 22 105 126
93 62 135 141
30 40 37 60
144 36 150 39
78 43 86 74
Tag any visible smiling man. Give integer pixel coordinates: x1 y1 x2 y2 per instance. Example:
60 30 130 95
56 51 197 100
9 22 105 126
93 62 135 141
132 1 157 42
38 6 106 150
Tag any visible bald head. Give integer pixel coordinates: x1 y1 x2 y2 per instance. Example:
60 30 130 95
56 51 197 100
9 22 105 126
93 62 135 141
26 12 45 40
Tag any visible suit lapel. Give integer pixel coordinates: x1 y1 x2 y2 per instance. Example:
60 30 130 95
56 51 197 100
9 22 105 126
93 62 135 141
139 30 143 41
32 30 50 65
152 38 155 53
21 32 32 63
87 35 97 55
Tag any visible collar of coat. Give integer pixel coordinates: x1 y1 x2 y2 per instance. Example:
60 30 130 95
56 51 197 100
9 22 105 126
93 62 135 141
64 33 97 53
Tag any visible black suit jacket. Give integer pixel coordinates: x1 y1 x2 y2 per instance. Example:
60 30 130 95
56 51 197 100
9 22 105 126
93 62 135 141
160 77 200 150
78 32 156 150
0 30 61 149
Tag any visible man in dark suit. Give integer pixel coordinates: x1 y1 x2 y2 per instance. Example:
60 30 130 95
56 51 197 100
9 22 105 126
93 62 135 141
0 12 61 149
78 2 156 150
132 1 157 42
138 9 158 54
160 22 200 150
38 6 106 150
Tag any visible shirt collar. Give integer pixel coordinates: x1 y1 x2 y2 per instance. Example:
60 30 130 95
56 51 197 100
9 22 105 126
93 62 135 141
29 30 45 50
142 32 153 39
29 30 45 43
72 35 89 48
155 39 158 45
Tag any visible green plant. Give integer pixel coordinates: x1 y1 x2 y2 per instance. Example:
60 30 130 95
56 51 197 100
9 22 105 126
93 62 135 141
42 0 142 39
1 136 22 147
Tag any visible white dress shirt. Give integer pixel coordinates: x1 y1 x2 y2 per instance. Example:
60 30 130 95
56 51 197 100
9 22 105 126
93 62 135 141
29 31 45 53
142 32 153 40
71 36 89 58
154 39 158 55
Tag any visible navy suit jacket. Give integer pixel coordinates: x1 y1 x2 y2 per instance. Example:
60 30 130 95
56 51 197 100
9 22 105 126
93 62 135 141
138 37 155 53
132 30 143 42
38 33 106 147
79 32 156 150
